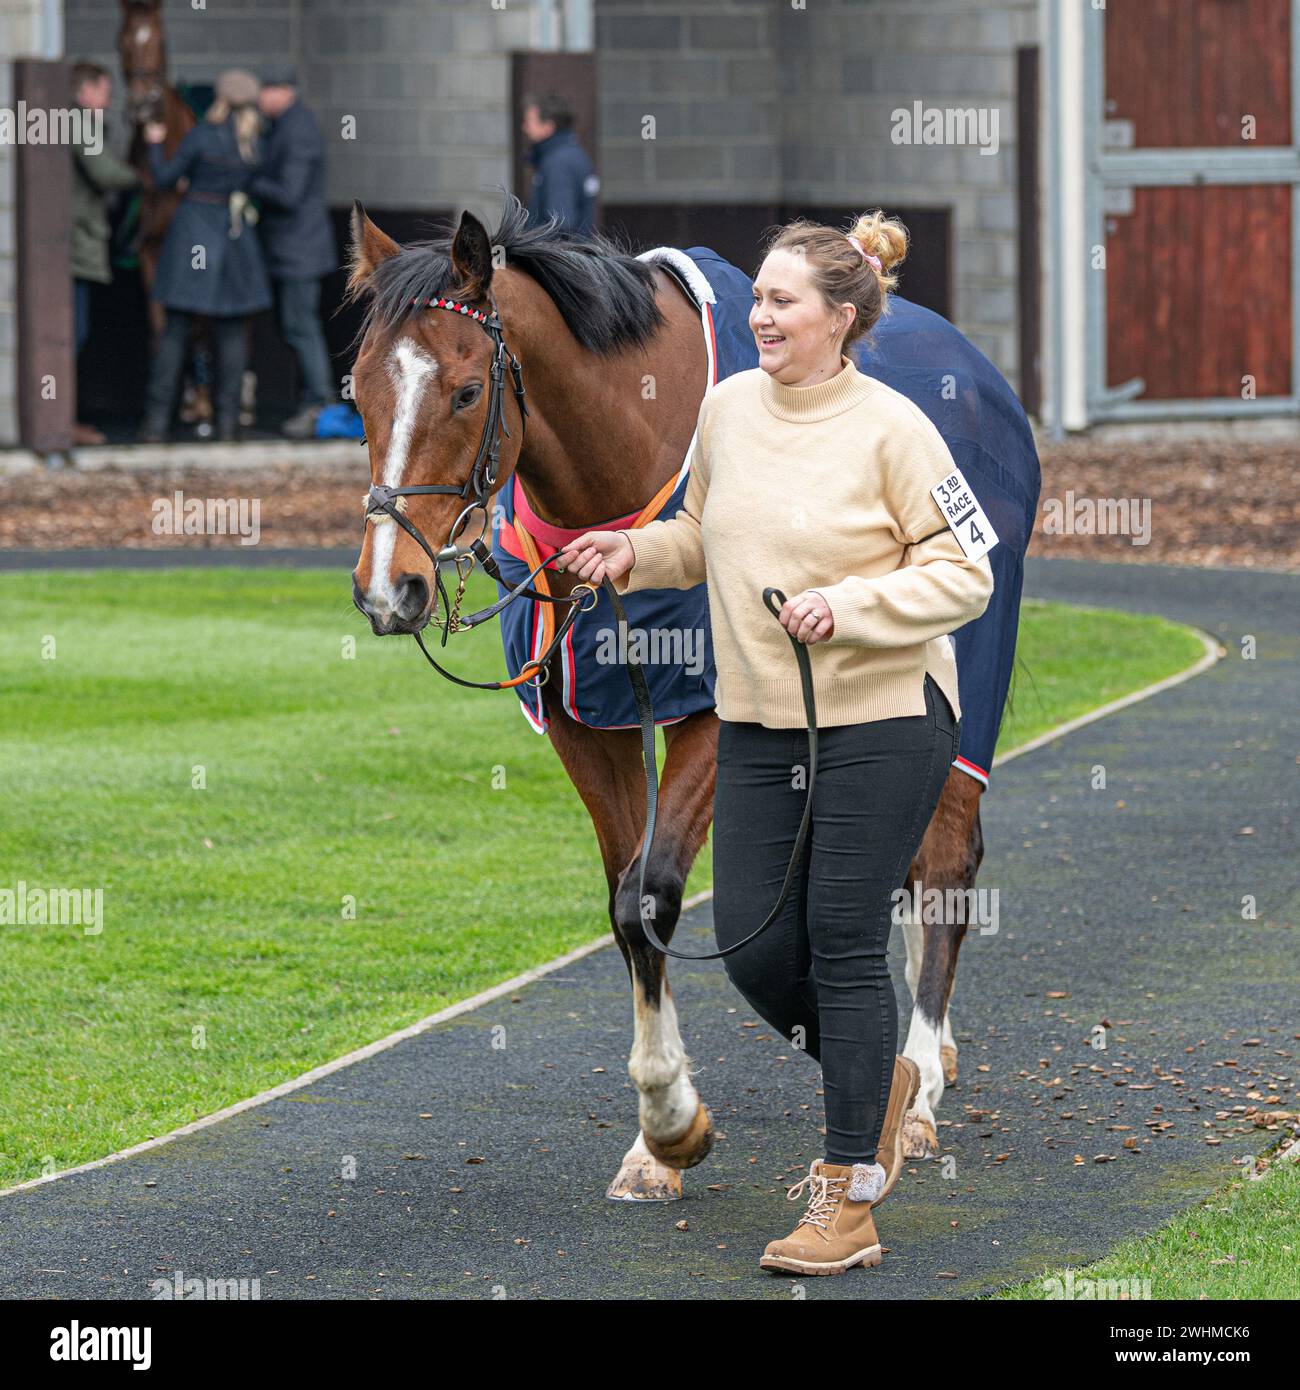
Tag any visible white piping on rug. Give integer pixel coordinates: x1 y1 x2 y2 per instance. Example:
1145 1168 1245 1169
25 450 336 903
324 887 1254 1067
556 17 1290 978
636 246 718 305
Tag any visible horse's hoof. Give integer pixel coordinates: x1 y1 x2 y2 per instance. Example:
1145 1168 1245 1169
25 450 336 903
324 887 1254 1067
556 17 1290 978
606 1151 683 1203
902 1111 939 1160
642 1101 715 1170
941 1044 958 1087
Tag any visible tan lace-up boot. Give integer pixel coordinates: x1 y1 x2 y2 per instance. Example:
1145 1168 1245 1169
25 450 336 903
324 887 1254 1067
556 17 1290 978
759 1160 884 1276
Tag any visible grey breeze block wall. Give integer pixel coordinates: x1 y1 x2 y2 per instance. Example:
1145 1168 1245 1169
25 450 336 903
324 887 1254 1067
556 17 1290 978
50 0 1037 442
597 0 1039 385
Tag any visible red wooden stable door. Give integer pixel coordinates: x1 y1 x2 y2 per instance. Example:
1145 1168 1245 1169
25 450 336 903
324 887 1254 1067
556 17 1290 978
1100 0 1296 408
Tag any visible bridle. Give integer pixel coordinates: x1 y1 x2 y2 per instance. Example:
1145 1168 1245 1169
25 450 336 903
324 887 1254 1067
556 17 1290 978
361 291 602 691
120 31 168 126
365 294 525 571
359 289 819 961
124 69 166 120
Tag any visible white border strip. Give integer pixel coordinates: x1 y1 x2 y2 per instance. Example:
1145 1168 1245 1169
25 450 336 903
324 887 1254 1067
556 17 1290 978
0 893 703 1201
989 624 1223 769
1 626 1223 1201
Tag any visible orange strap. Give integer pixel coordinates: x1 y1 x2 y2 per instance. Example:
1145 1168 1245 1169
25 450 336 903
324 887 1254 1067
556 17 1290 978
506 469 683 687
508 518 554 687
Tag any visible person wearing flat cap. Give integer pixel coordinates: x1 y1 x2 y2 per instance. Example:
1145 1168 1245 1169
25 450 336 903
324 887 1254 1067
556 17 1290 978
140 69 271 442
249 63 339 439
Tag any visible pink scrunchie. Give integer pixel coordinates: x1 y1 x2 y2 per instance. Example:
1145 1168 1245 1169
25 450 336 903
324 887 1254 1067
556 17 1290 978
847 235 882 273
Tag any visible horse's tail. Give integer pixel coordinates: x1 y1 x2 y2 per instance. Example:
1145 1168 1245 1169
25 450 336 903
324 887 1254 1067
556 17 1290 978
998 646 1038 739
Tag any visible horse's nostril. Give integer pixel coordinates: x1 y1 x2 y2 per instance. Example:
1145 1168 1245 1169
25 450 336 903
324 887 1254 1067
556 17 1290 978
351 574 379 612
393 574 430 623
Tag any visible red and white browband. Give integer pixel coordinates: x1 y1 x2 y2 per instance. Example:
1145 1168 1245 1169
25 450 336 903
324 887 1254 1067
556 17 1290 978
409 295 493 323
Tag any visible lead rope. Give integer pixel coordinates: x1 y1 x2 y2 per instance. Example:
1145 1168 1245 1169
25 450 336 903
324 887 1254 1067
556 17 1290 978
602 581 817 962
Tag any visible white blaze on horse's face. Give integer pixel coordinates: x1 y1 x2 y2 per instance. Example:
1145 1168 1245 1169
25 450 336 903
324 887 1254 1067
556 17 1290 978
365 337 440 614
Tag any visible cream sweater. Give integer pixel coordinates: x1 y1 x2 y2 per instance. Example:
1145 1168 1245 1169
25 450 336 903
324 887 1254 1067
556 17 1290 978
612 354 994 728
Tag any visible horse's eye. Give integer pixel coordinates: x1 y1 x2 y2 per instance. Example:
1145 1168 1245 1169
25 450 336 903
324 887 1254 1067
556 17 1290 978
453 384 483 412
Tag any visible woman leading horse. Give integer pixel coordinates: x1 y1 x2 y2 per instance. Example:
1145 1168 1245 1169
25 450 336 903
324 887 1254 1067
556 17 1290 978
558 212 995 1276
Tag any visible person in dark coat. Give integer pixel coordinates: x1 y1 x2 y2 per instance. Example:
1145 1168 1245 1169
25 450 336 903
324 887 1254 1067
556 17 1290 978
140 69 271 443
250 63 339 439
522 93 598 238
70 62 138 445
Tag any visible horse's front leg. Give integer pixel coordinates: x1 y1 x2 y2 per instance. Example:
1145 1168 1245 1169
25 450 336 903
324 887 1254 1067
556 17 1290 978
542 702 717 1202
605 956 710 1202
615 941 714 1172
607 712 718 1200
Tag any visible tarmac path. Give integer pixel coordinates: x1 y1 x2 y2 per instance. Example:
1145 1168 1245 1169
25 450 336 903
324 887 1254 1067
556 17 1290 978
0 557 1295 1299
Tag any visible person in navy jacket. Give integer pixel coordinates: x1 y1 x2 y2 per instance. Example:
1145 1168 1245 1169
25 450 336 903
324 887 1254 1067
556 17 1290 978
140 69 270 442
249 64 339 439
522 94 598 238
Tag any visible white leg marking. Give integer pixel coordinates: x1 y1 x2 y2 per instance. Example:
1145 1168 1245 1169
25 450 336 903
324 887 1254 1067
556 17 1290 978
628 982 698 1143
902 900 923 1003
901 896 946 1118
366 339 439 613
626 1131 654 1160
902 1010 945 1121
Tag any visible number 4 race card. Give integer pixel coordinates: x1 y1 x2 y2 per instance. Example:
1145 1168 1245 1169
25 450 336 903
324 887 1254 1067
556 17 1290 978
930 467 999 562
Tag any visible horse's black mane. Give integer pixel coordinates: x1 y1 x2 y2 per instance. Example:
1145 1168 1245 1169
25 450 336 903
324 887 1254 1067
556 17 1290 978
359 193 666 356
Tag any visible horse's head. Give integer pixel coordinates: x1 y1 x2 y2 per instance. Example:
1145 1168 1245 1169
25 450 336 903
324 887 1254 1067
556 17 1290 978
118 0 166 126
348 204 527 636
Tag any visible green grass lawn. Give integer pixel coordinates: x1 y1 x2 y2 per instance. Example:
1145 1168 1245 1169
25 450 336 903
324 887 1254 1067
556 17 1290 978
990 1152 1300 1301
0 570 1208 1186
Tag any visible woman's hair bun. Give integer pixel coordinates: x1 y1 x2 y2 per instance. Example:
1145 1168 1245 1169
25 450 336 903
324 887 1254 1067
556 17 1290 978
849 210 908 291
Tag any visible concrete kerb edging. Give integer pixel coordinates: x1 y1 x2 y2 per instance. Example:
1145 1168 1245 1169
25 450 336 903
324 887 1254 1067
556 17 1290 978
990 623 1224 769
0 441 362 477
0 622 1225 1200
0 924 688 1200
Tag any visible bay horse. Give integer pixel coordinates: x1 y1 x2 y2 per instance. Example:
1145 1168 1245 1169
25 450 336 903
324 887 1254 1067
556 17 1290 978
348 198 1016 1199
117 0 194 337
117 0 219 430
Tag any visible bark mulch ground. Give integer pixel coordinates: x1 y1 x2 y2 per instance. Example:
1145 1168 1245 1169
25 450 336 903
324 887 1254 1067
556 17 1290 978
1 439 1295 571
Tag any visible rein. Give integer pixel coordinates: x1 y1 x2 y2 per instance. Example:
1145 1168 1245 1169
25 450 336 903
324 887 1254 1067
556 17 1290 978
362 293 818 960
606 579 818 962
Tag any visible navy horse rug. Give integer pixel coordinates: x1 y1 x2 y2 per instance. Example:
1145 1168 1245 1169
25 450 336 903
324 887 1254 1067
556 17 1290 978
490 245 1041 788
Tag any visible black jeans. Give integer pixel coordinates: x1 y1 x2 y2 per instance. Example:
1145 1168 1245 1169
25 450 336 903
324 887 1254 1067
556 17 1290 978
712 672 959 1164
144 310 247 430
274 277 334 407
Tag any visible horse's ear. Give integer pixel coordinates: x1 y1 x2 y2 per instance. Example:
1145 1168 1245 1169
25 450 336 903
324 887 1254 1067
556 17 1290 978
348 201 401 298
449 209 496 298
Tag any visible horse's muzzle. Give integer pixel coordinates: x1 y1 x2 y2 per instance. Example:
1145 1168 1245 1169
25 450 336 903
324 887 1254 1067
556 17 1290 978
352 574 432 636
